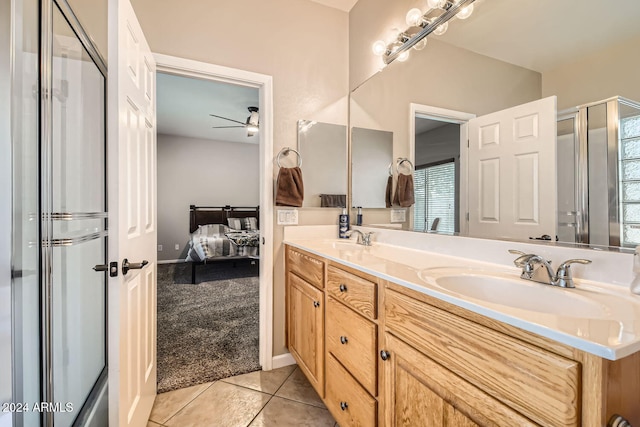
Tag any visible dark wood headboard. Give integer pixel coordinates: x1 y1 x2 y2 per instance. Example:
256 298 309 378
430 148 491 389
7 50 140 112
189 205 260 233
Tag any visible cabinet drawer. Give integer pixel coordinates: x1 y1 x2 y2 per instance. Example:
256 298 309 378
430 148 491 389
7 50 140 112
326 297 377 395
326 354 377 427
287 247 324 289
327 265 376 319
384 288 580 427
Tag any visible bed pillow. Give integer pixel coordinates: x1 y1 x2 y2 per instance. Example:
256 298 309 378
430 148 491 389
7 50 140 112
227 218 243 230
243 217 258 231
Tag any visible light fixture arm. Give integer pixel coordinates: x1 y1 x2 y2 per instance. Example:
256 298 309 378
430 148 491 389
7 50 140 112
384 0 476 64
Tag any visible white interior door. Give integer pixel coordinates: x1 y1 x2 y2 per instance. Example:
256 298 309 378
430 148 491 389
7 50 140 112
108 0 157 425
468 96 557 240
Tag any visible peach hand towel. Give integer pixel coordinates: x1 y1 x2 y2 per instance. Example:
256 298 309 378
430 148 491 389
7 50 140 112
276 167 304 207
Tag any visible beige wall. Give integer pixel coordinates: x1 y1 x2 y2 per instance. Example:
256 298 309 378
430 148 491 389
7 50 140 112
130 0 349 357
156 134 260 261
542 35 640 110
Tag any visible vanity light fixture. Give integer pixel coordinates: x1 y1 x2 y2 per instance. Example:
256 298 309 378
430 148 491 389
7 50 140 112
373 0 476 65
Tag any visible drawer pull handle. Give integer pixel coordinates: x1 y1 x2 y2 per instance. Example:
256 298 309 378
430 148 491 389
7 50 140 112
339 284 347 292
340 336 348 345
340 401 348 411
313 301 320 308
380 350 390 361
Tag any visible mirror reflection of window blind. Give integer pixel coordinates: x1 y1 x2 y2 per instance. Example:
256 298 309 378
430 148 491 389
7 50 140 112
413 161 455 233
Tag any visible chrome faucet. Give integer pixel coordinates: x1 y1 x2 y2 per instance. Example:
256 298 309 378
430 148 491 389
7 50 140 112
509 249 591 288
346 230 374 246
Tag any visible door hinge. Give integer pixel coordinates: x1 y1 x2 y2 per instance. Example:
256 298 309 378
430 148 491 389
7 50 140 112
467 139 470 148
466 212 470 221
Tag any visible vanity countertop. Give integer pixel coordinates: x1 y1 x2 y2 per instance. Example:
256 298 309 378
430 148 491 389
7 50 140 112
284 236 640 360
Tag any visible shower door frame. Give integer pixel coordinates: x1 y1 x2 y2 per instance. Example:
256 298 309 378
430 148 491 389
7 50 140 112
41 0 109 425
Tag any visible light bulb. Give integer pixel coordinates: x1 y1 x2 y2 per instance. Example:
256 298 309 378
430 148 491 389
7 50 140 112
412 37 428 51
405 8 424 27
427 0 447 9
433 21 448 35
397 50 410 62
457 3 474 19
372 40 387 56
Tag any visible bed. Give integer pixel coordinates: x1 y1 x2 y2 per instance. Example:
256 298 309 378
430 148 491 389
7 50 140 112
186 205 260 284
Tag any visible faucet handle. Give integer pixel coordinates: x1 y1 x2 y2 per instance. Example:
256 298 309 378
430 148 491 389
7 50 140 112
556 259 592 288
508 249 526 256
558 258 592 268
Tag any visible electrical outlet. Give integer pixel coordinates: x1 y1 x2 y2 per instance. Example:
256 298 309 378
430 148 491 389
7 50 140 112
277 209 299 225
157 245 163 252
390 209 406 223
174 244 180 251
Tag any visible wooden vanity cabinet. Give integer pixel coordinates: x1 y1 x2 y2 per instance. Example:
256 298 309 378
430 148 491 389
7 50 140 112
286 247 325 397
285 245 640 426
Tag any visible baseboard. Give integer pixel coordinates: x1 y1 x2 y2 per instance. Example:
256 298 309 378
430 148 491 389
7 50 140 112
271 353 296 369
157 259 185 265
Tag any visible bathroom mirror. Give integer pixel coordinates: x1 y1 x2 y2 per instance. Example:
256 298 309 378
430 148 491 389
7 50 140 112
351 127 393 208
350 0 640 248
297 120 348 208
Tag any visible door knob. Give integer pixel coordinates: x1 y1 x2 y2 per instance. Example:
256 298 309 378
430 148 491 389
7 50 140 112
122 259 149 275
339 284 347 292
94 261 118 277
340 336 348 344
340 401 348 411
380 350 390 361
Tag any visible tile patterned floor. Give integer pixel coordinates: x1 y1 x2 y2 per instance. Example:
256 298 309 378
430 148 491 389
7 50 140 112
148 365 337 427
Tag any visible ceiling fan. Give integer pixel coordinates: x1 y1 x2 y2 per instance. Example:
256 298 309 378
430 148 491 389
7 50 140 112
210 106 260 136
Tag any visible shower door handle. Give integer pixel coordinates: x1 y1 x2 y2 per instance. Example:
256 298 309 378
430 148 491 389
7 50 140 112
122 259 148 275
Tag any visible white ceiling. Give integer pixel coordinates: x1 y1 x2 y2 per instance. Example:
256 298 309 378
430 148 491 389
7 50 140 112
157 72 259 144
437 0 640 72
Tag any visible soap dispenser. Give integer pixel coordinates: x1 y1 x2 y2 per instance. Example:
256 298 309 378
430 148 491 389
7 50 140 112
631 246 640 295
339 208 350 238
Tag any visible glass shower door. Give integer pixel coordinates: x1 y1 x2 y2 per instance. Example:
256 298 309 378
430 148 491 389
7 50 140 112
47 5 108 425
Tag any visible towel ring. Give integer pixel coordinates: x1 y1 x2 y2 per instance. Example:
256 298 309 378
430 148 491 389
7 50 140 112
396 157 414 174
387 162 393 177
277 147 302 168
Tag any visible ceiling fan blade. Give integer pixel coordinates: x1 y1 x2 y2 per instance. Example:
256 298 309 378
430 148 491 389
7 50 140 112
209 113 246 126
211 125 244 129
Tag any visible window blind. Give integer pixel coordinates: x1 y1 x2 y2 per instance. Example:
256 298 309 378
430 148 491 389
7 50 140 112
413 161 455 233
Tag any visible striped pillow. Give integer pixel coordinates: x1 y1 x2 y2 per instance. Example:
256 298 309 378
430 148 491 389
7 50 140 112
243 217 258 231
227 218 243 230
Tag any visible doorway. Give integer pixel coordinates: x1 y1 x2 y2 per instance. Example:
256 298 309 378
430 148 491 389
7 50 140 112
153 54 275 377
155 71 262 392
410 104 475 235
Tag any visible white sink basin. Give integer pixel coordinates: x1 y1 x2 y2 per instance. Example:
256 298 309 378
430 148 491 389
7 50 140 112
415 266 615 319
433 274 609 318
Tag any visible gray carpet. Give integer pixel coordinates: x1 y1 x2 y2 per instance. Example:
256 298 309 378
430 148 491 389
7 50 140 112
157 261 261 393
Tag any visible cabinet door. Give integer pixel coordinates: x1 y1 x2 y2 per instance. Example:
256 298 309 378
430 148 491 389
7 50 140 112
287 272 324 397
381 334 537 427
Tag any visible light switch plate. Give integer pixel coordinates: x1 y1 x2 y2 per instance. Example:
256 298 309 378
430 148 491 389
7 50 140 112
277 209 299 225
390 209 406 223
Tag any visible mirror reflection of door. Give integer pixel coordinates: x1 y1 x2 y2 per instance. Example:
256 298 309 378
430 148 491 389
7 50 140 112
413 119 461 233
